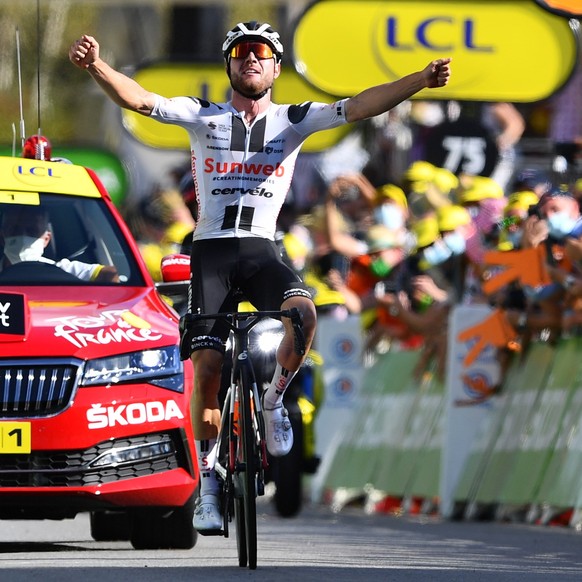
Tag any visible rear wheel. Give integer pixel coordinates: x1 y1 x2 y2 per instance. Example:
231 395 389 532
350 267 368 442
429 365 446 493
272 409 304 517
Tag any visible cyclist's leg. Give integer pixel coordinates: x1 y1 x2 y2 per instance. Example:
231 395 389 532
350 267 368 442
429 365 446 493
191 348 224 531
239 239 316 456
260 293 316 456
187 240 237 532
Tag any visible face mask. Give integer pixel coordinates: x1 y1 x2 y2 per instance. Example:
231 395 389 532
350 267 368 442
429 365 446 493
374 205 404 231
3 235 46 264
443 231 466 255
422 240 452 267
547 211 577 240
370 257 392 278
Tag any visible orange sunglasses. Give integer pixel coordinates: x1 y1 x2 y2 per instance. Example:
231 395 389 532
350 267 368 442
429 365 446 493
229 42 275 60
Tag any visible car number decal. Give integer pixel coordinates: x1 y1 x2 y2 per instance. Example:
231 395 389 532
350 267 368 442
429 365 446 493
0 422 31 453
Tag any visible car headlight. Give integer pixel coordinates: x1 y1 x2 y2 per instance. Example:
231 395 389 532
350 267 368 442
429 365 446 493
81 346 184 392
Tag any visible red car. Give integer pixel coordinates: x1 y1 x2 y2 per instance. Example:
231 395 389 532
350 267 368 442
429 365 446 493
0 153 198 549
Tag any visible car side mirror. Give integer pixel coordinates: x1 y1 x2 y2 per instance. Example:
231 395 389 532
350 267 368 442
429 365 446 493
155 254 190 297
161 254 190 282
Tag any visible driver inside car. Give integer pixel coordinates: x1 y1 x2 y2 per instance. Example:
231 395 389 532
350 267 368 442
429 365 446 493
0 205 119 283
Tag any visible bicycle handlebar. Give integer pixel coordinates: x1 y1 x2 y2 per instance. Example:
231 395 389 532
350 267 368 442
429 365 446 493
179 307 306 360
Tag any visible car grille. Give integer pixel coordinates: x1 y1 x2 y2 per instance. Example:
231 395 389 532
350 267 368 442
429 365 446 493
0 432 183 487
0 359 81 418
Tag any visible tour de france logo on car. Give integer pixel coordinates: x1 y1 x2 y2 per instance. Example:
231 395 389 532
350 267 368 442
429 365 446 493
0 292 28 339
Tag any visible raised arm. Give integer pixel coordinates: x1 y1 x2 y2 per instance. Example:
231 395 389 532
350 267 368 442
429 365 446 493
69 35 156 116
344 58 451 123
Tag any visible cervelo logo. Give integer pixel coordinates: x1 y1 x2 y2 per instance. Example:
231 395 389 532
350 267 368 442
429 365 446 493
211 186 274 198
204 158 285 177
87 400 184 429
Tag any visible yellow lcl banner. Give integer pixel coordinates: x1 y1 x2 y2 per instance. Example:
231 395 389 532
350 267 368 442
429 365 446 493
293 0 577 102
122 63 351 153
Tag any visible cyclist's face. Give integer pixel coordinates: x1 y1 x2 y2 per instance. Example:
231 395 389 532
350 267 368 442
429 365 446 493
228 50 280 99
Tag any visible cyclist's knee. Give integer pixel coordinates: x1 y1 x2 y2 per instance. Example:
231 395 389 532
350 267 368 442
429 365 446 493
282 295 317 337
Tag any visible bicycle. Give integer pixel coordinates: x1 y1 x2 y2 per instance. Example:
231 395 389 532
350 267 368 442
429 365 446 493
179 304 305 570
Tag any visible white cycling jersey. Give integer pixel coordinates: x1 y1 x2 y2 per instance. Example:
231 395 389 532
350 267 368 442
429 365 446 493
150 96 349 241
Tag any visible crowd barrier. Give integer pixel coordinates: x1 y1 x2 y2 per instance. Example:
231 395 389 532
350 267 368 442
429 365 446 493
314 305 582 529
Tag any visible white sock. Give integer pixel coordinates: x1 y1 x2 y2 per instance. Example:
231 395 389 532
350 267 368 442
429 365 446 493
263 362 297 409
195 438 220 497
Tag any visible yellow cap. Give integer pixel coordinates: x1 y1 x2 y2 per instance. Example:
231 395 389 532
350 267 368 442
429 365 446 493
412 216 439 248
375 183 408 208
404 161 436 183
283 232 310 262
437 205 471 232
432 167 459 194
504 190 539 215
459 176 504 203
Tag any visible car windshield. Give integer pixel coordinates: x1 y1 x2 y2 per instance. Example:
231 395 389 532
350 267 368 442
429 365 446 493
0 193 144 286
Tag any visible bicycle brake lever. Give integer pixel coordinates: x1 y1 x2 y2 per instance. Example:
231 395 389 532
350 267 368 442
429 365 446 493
179 314 194 361
289 308 306 356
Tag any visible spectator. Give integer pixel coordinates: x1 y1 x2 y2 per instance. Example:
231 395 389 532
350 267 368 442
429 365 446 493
402 161 452 220
129 189 193 282
324 173 376 259
372 183 409 234
511 168 551 200
457 176 507 269
497 190 540 251
548 33 582 177
435 204 476 304
381 216 452 377
484 102 525 191
505 186 582 342
343 224 413 350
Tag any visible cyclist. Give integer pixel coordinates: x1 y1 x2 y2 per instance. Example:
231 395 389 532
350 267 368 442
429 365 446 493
69 21 451 533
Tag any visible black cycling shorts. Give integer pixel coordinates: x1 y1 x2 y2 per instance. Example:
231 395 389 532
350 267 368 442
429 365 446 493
187 237 312 353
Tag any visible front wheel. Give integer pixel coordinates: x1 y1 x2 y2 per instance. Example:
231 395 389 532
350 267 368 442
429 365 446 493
234 496 247 567
237 364 258 569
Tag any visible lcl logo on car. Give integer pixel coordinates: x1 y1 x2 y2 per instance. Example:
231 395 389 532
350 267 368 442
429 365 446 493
0 292 26 335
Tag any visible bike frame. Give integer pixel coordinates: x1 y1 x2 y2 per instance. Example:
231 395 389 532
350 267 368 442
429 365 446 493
180 307 305 570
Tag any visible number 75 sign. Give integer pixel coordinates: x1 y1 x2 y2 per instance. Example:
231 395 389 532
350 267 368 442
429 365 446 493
426 118 498 177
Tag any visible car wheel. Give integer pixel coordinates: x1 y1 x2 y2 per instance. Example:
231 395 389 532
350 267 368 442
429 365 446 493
130 497 197 550
90 511 131 541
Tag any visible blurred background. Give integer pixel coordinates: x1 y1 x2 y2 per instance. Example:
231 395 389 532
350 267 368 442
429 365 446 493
0 1 316 203
0 0 568 207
